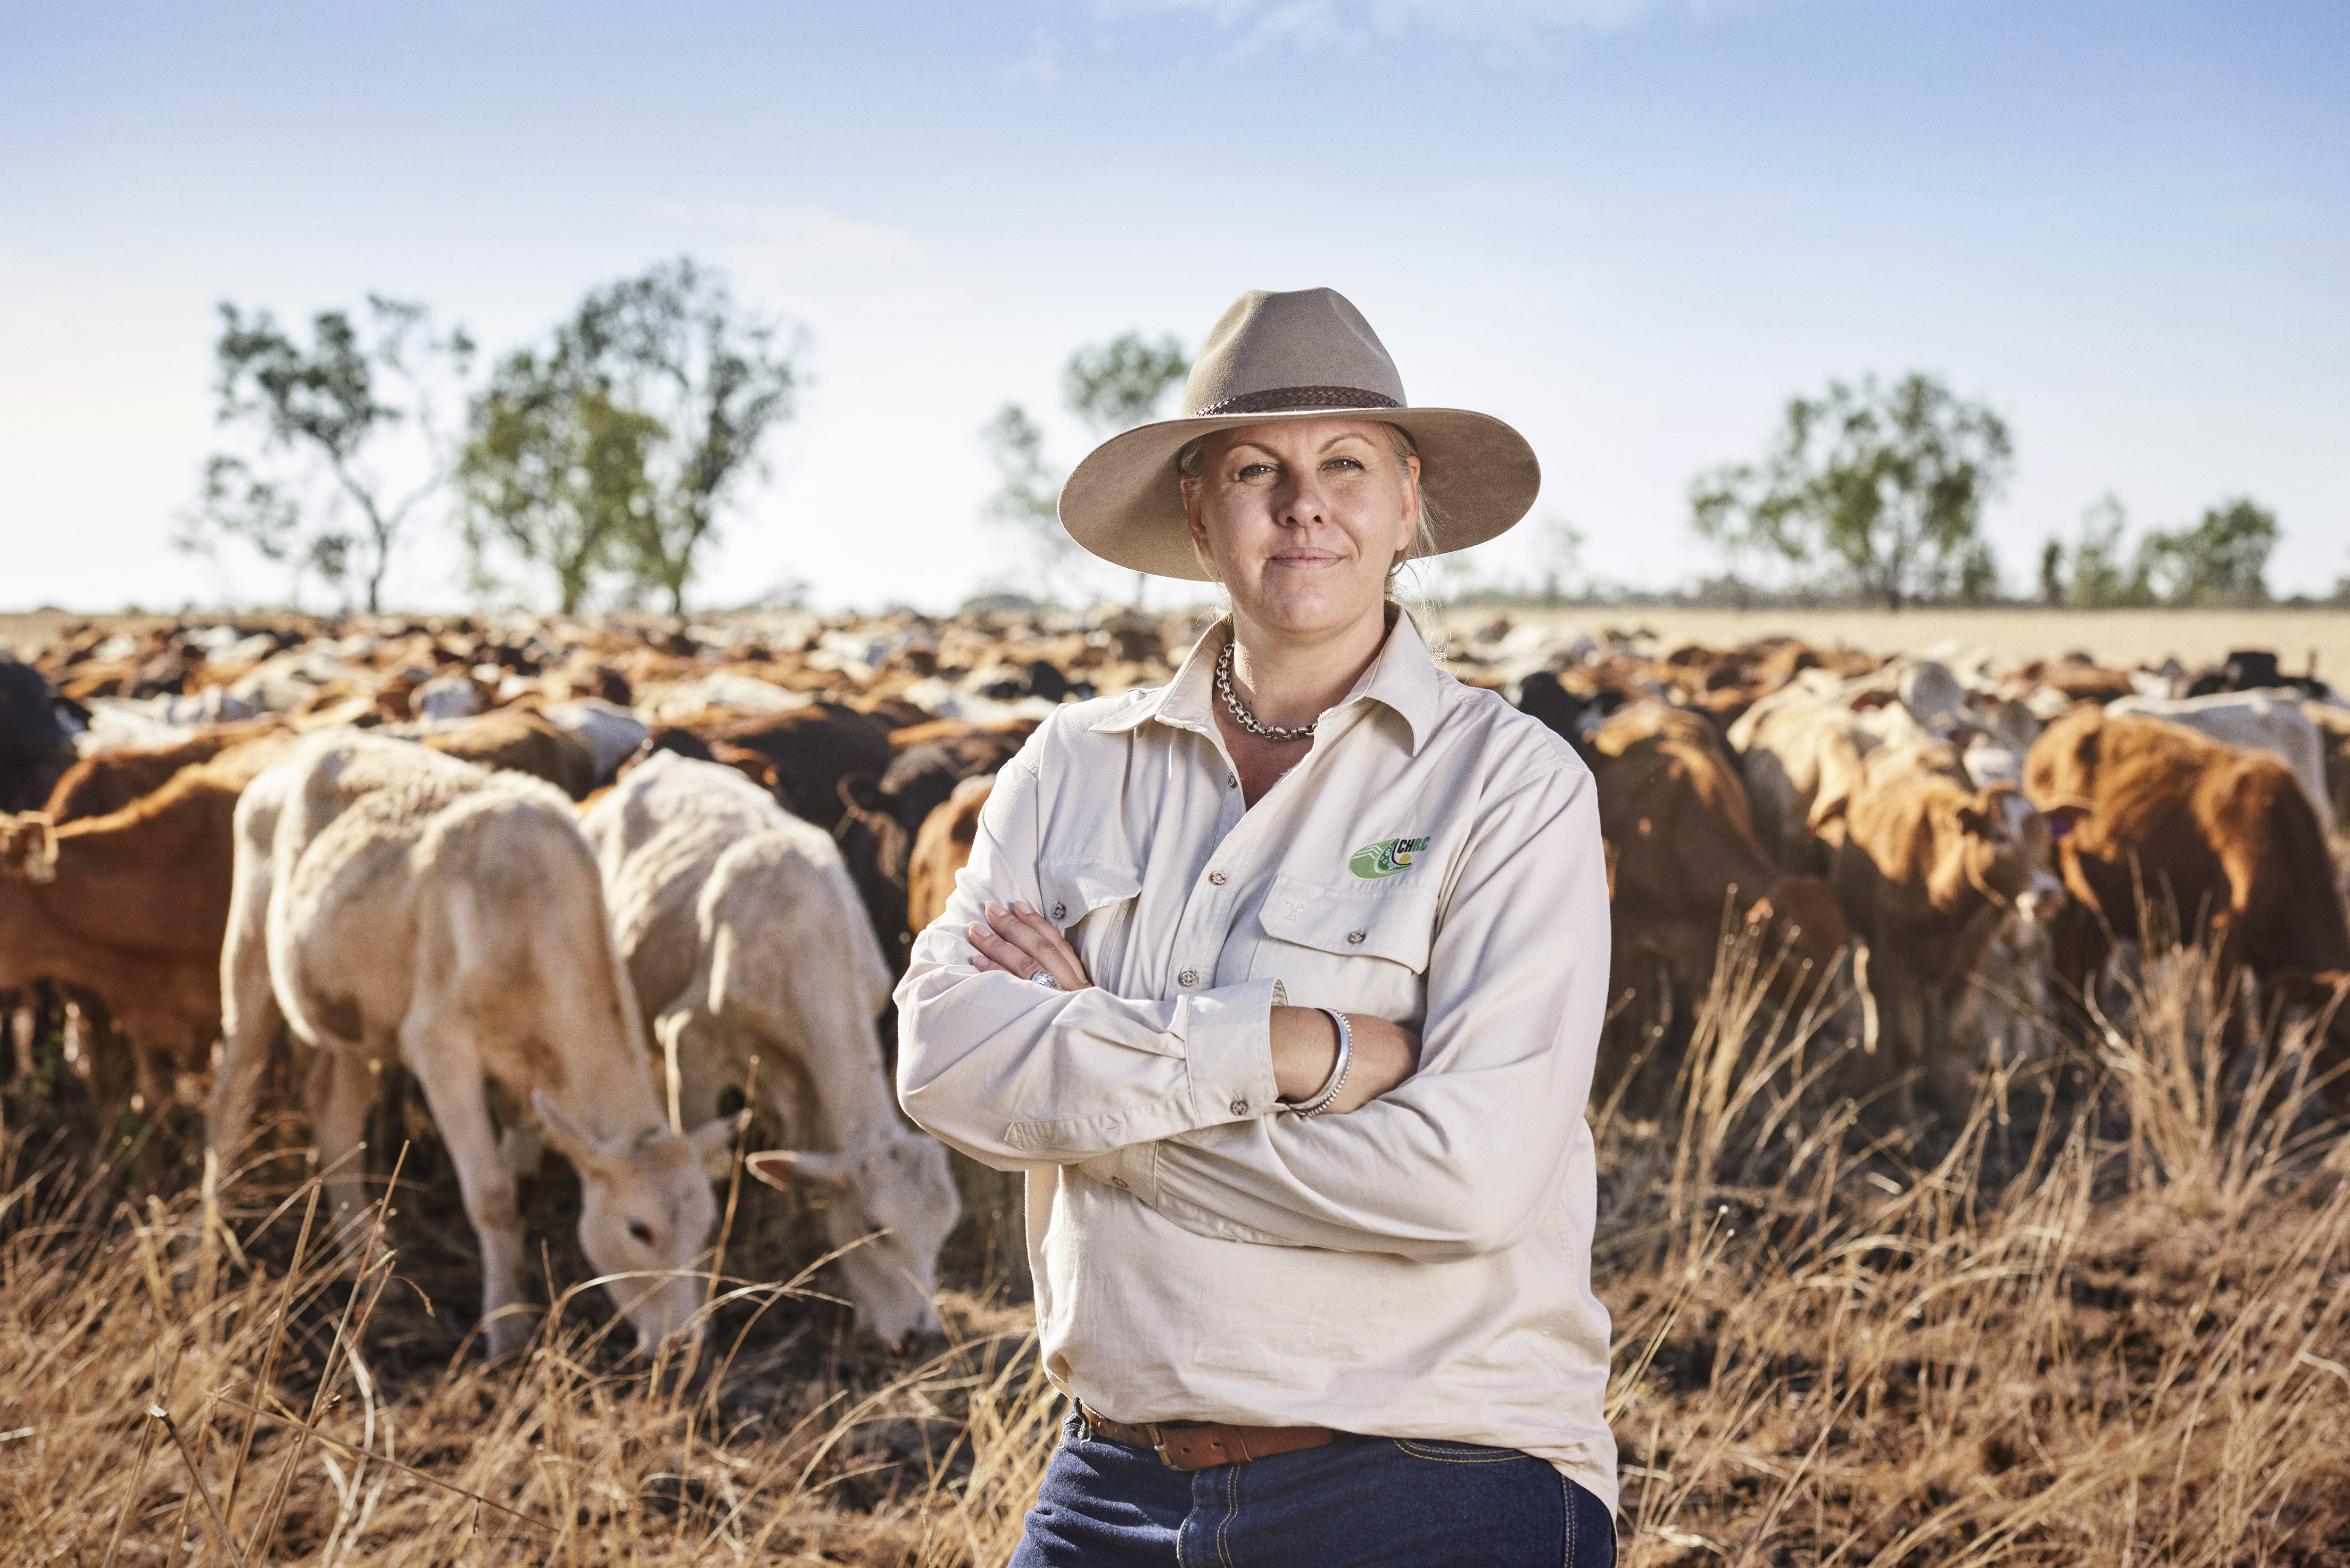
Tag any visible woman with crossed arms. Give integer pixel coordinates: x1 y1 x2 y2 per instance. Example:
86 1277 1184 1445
898 287 1616 1565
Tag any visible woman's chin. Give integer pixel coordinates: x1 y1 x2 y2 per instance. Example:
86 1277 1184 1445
1239 571 1385 633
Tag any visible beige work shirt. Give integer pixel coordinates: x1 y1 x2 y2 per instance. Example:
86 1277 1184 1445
897 611 1617 1508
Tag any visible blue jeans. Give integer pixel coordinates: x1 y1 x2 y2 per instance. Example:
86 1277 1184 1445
1009 1407 1615 1567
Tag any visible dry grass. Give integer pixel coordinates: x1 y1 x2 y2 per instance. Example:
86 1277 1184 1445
5 934 2348 1565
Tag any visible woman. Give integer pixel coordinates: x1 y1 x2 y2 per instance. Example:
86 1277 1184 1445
897 288 1616 1565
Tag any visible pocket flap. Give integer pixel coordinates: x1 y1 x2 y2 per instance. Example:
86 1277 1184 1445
1037 858 1142 926
1258 873 1434 972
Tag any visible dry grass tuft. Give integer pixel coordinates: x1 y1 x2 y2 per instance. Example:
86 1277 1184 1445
5 928 2348 1564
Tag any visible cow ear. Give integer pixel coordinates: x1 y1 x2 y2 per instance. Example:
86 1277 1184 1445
745 1149 856 1193
2040 797 2093 840
838 772 887 818
532 1090 615 1176
688 1109 750 1163
1 814 60 884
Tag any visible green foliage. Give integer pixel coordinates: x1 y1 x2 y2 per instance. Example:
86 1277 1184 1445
539 258 804 613
1691 372 2013 611
979 402 1086 598
180 295 473 612
2138 496 2279 607
982 333 1190 605
458 351 663 613
1063 333 1188 436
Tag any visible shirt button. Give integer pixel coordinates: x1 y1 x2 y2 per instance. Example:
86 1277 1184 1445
1208 871 1227 886
1226 772 1237 787
1112 1176 1130 1191
1230 1099 1249 1115
1051 902 1066 920
1178 969 1199 987
1347 931 1366 945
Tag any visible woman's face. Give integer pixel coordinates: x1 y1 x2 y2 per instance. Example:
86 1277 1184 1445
1183 419 1420 642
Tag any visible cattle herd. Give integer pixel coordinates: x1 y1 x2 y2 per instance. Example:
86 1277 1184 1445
2 608 2348 1361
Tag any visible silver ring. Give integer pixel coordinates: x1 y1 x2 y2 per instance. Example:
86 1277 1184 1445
1030 969 1060 990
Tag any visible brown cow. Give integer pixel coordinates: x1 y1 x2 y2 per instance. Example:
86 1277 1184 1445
693 702 898 833
906 775 996 939
1591 706 1852 1084
1831 767 2062 1122
2024 708 2349 1074
1 761 243 1158
43 716 289 822
1729 690 1880 876
420 705 597 800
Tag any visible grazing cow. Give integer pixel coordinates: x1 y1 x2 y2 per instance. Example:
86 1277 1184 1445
1730 690 1881 875
906 775 997 938
206 734 736 1358
697 702 897 832
1591 705 1852 1046
2023 709 2350 1071
1 761 245 1149
1831 766 2063 1121
42 716 289 822
419 704 599 800
2 660 71 812
582 752 961 1349
2106 690 2330 824
837 725 1032 973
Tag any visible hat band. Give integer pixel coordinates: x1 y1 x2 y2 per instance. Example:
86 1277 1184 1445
1189 385 1403 418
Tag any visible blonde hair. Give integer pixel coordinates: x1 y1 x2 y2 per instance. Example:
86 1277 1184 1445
1176 422 1440 594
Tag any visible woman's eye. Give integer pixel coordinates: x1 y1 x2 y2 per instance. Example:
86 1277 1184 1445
1325 457 1363 472
1236 462 1275 479
628 1221 654 1245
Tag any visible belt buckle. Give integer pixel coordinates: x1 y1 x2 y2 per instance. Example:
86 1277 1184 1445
1145 1423 1180 1469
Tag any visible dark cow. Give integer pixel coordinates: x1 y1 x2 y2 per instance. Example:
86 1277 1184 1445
2 661 71 812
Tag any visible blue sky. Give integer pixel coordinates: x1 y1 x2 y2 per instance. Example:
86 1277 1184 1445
3 0 2344 613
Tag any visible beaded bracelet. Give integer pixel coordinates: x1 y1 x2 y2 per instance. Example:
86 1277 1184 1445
1291 1008 1353 1117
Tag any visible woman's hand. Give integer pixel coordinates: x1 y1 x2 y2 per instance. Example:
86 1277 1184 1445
1271 1007 1420 1116
967 901 1094 991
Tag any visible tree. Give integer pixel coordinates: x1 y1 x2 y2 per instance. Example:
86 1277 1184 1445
2065 493 2148 608
1691 372 2013 611
550 258 804 613
458 350 663 613
984 331 1189 605
179 295 474 611
2137 496 2278 607
1064 333 1188 434
979 403 1088 601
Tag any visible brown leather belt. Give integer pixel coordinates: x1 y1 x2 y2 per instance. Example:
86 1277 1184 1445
1078 1400 1335 1471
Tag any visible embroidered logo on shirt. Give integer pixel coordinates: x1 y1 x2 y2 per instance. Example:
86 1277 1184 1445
1349 836 1431 880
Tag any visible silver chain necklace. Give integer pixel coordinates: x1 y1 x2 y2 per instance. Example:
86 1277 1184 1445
1216 639 1316 742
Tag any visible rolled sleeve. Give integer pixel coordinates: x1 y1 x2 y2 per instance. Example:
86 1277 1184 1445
896 745 1283 1172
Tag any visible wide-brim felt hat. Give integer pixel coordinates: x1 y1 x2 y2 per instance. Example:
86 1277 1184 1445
1059 287 1542 582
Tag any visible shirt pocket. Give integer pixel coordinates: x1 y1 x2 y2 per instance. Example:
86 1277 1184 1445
1037 856 1144 983
1252 871 1434 1026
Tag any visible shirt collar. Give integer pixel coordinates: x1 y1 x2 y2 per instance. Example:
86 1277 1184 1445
1088 606 1444 756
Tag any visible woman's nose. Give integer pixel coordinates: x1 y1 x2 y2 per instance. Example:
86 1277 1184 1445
1277 471 1330 527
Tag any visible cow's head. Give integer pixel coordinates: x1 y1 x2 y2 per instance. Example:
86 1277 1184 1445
748 1131 963 1353
534 1091 741 1350
1940 784 2066 922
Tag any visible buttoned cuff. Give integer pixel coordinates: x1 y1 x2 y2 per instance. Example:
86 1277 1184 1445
1176 977 1285 1132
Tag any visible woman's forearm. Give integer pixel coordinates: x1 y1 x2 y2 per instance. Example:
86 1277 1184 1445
1271 1006 1419 1113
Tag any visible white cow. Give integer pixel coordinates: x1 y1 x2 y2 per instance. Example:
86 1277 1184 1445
2105 690 2330 822
582 751 961 1349
205 734 737 1359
